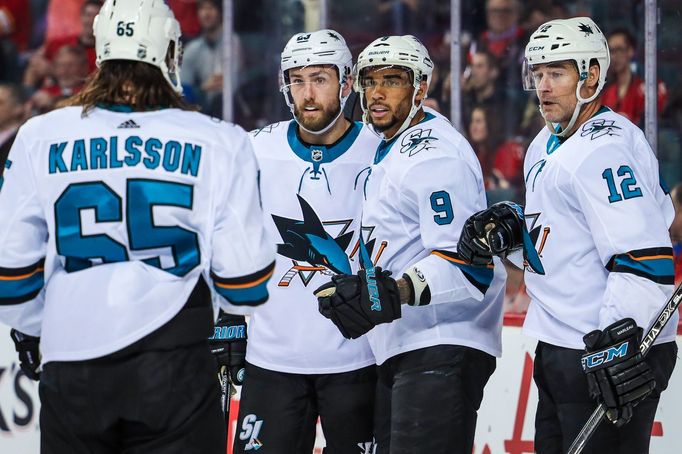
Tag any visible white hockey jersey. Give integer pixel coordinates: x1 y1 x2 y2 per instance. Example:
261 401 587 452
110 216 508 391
359 108 506 365
246 120 378 374
0 106 275 363
521 107 678 348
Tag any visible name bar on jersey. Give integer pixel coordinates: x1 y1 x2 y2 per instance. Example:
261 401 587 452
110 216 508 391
48 136 202 177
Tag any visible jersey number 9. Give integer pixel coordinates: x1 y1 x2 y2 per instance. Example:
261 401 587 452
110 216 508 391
430 190 454 225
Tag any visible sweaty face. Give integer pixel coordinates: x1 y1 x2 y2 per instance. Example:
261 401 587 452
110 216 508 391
361 66 415 139
531 61 580 126
288 65 342 132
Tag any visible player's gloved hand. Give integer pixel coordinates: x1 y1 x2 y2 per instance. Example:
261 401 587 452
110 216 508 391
458 201 525 266
209 311 247 385
581 318 656 427
10 329 41 381
315 267 401 339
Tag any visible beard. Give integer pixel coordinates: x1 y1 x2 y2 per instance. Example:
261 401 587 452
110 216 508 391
293 100 341 132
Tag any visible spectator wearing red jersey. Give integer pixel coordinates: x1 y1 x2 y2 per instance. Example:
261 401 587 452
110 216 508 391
44 0 101 73
602 28 666 127
168 0 200 40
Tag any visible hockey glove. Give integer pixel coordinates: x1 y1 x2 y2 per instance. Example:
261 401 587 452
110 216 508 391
10 329 41 381
458 201 525 266
581 318 656 427
209 312 247 385
315 267 401 339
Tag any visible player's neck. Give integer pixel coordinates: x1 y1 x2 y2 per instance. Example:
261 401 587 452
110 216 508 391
298 117 351 146
561 100 602 137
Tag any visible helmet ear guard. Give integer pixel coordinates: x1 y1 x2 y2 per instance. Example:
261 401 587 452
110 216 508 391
354 35 434 141
279 29 353 135
522 17 610 137
94 0 183 93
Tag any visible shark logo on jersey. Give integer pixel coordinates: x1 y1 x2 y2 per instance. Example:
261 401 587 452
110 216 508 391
523 212 549 275
273 195 354 286
580 119 622 140
251 122 283 137
525 159 547 192
400 128 438 156
348 225 389 269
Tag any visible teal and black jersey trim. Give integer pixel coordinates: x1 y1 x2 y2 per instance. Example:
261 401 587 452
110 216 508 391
0 259 45 305
211 260 275 306
606 247 674 285
430 250 494 295
287 120 361 165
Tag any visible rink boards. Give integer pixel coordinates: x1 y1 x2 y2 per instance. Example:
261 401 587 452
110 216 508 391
0 318 680 453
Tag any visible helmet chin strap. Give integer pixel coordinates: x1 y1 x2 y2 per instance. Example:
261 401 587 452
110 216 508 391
543 78 600 138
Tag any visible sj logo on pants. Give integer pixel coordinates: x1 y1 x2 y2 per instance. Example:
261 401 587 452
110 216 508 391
239 414 264 451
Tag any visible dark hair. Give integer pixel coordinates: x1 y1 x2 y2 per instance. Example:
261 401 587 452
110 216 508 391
608 27 637 50
0 83 29 105
60 60 197 114
472 49 499 71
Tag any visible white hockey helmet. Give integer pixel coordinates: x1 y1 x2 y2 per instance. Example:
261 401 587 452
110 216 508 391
522 17 610 137
280 29 353 135
93 0 183 93
354 35 434 140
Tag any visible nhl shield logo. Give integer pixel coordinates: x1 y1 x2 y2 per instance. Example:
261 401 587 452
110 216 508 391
137 46 147 59
311 149 324 162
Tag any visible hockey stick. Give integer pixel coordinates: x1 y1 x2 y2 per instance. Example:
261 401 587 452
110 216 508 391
218 366 232 430
567 282 682 454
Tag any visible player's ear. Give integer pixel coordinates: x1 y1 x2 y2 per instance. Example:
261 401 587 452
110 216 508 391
342 71 353 98
415 79 428 104
586 63 600 89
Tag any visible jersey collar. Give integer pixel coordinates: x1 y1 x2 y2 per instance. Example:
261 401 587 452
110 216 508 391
287 120 361 167
545 105 611 155
373 111 436 164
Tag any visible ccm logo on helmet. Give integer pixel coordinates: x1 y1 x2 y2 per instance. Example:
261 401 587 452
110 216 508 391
528 46 545 52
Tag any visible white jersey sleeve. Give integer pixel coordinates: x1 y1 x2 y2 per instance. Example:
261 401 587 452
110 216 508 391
0 133 47 336
209 128 276 312
0 107 276 362
398 154 494 304
571 135 674 331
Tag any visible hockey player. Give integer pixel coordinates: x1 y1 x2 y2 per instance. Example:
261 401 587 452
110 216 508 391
458 17 678 453
0 1 275 453
314 35 506 453
229 30 379 454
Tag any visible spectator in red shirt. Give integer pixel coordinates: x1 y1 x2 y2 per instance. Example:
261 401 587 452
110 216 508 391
0 0 31 51
44 0 101 73
602 28 666 126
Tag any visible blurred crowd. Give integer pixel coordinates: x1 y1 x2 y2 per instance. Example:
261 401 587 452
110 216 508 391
2 0 682 314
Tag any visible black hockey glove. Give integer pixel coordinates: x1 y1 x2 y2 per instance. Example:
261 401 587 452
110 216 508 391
315 267 401 339
458 201 525 266
581 318 656 427
208 312 247 385
10 329 41 381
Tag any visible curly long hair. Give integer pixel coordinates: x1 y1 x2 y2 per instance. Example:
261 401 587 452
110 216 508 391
61 60 197 114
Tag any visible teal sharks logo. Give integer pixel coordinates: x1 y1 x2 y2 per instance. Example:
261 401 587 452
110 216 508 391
273 195 354 286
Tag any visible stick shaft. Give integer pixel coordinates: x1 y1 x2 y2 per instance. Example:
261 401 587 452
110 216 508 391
567 284 682 454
